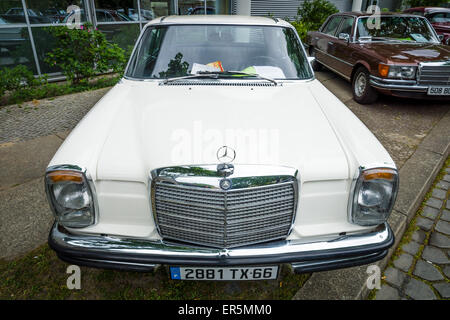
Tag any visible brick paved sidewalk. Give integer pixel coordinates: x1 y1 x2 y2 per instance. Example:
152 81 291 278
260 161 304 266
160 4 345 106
374 161 450 300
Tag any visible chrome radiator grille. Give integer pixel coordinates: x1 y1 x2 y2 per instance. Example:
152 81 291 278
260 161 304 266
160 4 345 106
153 181 296 248
418 63 450 86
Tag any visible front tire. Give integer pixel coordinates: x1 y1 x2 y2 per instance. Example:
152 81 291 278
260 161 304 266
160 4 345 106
352 67 378 104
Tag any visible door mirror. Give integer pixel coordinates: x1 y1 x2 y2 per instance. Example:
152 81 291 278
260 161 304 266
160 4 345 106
438 34 444 42
307 56 316 64
338 33 350 42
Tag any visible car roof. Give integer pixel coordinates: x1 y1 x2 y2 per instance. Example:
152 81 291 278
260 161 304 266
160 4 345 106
145 15 291 27
405 7 450 13
333 11 425 17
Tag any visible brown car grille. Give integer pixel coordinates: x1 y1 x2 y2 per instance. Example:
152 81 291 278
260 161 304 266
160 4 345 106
153 181 296 248
418 64 450 86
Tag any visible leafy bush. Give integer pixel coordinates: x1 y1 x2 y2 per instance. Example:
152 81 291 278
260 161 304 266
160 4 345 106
4 76 120 106
0 65 47 98
45 23 126 84
297 0 339 31
290 20 309 42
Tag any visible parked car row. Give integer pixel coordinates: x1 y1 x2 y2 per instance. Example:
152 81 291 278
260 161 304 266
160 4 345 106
306 10 450 104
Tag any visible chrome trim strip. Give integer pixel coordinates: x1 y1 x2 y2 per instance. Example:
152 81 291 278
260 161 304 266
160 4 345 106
49 222 392 262
313 53 351 81
315 48 354 67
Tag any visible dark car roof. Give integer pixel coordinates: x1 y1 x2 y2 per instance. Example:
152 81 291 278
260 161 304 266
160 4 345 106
404 7 450 13
332 11 423 17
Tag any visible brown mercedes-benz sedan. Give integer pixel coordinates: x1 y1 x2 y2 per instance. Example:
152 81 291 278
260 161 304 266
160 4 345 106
306 12 450 104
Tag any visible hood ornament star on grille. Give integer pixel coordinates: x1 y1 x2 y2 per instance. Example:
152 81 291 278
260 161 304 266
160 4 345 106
216 146 235 181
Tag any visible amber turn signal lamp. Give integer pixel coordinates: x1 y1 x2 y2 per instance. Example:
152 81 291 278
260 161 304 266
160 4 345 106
362 168 396 181
47 170 83 183
378 64 390 78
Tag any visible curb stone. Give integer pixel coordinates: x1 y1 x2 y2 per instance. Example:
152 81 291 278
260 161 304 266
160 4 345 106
292 109 450 300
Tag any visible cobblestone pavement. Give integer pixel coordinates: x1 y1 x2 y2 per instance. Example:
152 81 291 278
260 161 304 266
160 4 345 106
0 87 110 144
375 162 450 300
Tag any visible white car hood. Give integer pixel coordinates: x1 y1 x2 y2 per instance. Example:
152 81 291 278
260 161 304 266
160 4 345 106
94 80 349 183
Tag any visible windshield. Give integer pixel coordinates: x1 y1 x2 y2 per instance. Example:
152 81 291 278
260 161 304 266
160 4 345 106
126 25 312 80
356 16 439 43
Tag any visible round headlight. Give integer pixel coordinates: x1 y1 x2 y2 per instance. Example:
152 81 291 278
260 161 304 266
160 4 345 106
388 66 417 79
350 167 398 226
53 183 90 210
45 167 95 228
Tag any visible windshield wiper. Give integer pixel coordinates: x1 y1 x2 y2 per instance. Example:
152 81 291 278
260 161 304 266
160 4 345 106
163 70 278 85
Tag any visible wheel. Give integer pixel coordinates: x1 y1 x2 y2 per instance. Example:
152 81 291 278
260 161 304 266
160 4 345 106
309 47 322 71
352 67 378 104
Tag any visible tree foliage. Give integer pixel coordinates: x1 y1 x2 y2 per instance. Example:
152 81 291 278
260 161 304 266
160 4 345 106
297 0 339 31
45 23 126 84
0 65 47 98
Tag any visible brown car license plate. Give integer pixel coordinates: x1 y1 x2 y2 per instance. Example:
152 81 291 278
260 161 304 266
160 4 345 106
427 86 450 95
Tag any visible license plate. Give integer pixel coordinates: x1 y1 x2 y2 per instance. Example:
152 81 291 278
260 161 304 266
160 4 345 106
170 266 279 281
427 86 450 95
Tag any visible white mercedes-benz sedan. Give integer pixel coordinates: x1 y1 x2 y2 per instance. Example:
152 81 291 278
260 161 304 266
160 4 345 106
46 15 398 280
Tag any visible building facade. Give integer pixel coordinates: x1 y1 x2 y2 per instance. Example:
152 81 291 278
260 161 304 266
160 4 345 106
0 0 399 77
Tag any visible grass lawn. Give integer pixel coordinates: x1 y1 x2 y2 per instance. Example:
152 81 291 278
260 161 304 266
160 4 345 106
0 245 310 300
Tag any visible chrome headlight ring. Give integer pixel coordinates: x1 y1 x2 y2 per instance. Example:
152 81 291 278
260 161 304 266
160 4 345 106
348 166 399 226
45 165 97 228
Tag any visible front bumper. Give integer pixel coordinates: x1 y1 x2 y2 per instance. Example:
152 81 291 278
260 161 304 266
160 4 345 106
369 76 450 99
370 76 427 93
48 222 394 274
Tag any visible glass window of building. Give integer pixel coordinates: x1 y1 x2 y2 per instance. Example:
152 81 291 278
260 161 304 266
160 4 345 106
140 1 173 20
0 0 27 24
0 26 37 72
97 23 141 51
178 1 205 15
25 0 85 24
94 0 140 22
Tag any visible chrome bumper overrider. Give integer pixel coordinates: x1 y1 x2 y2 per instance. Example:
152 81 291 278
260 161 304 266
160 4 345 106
49 222 394 273
369 76 428 92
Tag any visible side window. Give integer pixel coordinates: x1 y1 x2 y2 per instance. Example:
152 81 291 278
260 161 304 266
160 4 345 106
322 16 342 36
336 17 355 36
429 13 449 23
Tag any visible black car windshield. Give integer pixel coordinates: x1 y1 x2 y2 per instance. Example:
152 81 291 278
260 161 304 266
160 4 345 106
126 24 312 80
356 16 439 43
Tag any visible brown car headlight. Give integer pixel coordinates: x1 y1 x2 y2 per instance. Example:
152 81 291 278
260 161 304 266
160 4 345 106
379 64 417 79
349 167 399 226
388 65 416 79
45 166 96 228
